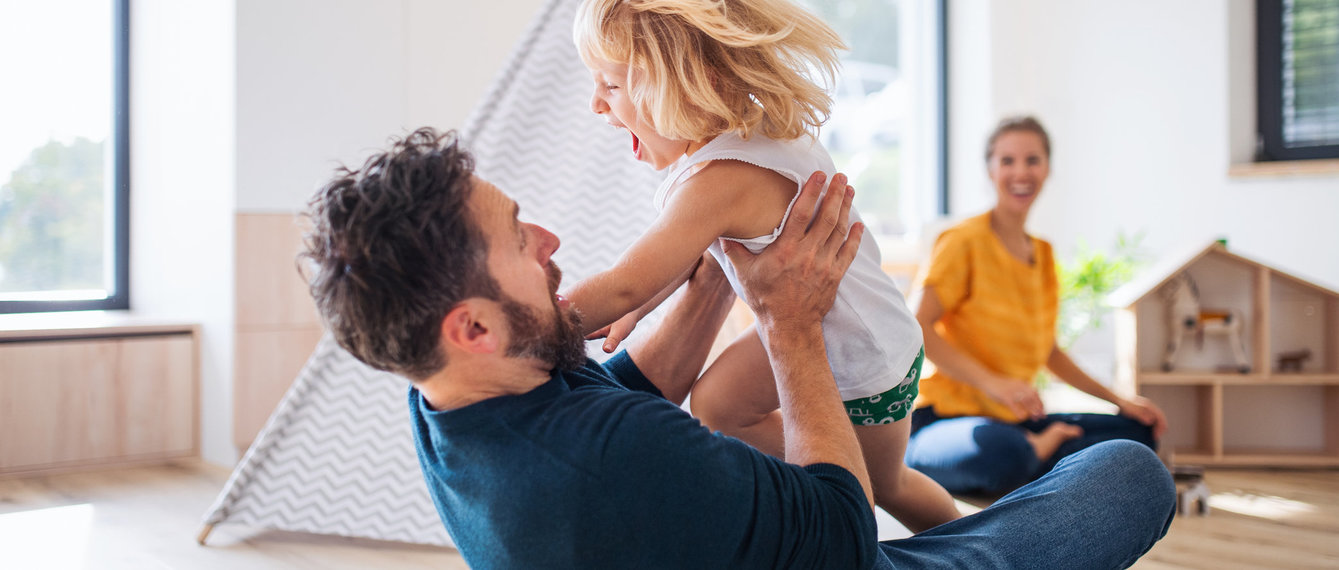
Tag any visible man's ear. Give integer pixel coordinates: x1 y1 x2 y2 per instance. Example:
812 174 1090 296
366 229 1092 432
441 300 500 355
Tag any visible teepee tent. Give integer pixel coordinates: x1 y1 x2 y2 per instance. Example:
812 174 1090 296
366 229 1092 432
199 0 662 546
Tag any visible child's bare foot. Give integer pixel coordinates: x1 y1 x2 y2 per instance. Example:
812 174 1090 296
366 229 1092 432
1024 422 1083 461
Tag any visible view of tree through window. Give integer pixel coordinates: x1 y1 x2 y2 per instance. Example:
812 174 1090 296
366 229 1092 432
0 139 106 293
798 0 942 239
0 0 123 308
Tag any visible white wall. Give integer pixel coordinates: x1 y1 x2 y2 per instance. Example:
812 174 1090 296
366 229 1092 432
131 0 237 466
235 0 544 212
951 0 1338 289
949 0 1339 385
133 0 544 466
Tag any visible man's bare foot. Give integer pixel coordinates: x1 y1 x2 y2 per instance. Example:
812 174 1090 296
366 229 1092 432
1024 422 1084 461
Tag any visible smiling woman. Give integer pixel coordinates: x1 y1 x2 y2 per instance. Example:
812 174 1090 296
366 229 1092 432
0 0 129 313
905 115 1166 498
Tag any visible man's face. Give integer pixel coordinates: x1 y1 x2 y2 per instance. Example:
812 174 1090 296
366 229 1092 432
469 177 586 370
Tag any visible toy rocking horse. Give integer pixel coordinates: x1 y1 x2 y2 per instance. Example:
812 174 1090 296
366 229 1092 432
1161 273 1250 373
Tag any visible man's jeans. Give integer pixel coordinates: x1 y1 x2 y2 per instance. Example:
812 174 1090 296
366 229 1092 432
875 440 1175 569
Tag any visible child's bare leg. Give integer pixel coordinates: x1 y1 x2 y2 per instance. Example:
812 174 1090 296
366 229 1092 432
1025 422 1084 461
855 420 961 533
689 326 784 458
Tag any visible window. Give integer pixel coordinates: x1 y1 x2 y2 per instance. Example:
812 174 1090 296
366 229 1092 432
1257 0 1339 161
797 0 947 242
0 0 129 313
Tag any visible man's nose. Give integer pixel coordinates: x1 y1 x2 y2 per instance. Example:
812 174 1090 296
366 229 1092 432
533 224 561 263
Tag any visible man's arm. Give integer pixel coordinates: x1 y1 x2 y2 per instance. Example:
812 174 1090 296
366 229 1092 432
624 254 736 405
722 171 873 508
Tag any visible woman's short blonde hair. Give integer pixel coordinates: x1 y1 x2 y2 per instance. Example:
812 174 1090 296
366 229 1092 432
574 0 845 142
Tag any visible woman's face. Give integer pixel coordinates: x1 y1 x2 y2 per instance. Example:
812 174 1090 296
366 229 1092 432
987 130 1050 219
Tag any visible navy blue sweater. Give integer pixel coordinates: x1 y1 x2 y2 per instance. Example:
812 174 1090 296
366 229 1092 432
410 351 878 569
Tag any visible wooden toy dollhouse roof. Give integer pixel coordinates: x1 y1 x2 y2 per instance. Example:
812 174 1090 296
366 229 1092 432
1106 240 1339 309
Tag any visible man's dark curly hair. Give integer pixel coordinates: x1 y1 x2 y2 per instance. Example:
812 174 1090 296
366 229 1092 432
302 127 499 380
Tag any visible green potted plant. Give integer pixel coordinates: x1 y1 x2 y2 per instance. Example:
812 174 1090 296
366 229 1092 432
1038 231 1147 391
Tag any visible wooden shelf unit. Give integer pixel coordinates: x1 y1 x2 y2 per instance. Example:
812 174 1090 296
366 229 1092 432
1111 243 1339 467
0 314 200 477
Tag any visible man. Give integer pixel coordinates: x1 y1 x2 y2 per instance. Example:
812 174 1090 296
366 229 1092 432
303 127 1174 569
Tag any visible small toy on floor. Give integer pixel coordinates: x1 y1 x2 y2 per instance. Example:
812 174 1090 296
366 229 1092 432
1172 464 1209 516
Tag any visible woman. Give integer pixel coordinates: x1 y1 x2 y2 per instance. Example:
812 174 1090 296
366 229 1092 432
905 115 1167 496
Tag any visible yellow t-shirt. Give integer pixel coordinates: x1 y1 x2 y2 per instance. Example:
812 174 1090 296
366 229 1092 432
915 212 1058 423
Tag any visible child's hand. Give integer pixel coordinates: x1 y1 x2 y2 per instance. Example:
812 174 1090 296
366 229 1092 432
586 312 641 353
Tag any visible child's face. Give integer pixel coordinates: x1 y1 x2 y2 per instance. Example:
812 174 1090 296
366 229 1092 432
586 58 691 171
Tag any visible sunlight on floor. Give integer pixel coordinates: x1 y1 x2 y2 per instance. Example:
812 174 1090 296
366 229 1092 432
0 504 94 568
1208 491 1317 520
873 498 983 541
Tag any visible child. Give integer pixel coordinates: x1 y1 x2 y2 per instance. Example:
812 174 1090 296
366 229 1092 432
566 0 960 531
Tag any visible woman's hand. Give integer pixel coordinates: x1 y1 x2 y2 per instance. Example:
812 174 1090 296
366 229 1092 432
1116 395 1168 439
983 375 1045 420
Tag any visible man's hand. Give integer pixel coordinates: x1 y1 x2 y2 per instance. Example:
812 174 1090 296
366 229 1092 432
723 170 874 509
723 171 863 332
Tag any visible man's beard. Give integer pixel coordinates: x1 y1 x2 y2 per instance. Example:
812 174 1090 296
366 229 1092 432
500 263 587 371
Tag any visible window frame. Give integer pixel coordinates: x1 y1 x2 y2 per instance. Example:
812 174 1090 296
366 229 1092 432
0 0 130 314
1256 0 1339 162
936 0 948 216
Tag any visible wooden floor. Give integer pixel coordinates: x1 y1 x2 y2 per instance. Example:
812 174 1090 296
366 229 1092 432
1 461 1335 569
0 461 466 569
1134 468 1339 569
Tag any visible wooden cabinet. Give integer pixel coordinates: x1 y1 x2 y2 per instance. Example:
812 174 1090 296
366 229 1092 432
1111 242 1339 467
0 320 198 477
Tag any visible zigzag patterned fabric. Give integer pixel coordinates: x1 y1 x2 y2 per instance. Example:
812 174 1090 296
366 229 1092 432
201 0 663 547
202 335 450 545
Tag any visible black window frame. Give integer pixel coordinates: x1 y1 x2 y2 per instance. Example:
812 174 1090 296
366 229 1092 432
1256 0 1339 162
0 0 130 314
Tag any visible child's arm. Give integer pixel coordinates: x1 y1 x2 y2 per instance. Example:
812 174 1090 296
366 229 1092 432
587 262 695 353
565 161 794 335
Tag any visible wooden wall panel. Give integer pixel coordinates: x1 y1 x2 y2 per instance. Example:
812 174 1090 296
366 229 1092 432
233 327 324 448
234 213 325 453
235 213 321 328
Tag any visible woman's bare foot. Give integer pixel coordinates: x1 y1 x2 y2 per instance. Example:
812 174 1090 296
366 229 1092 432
1024 422 1084 461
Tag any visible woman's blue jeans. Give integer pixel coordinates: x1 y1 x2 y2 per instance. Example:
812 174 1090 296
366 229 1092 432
905 407 1158 496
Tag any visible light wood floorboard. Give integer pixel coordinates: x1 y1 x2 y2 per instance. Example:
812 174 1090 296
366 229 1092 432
1 461 1335 568
0 461 466 569
1132 469 1339 569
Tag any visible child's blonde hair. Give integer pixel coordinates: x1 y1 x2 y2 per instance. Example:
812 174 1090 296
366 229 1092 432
574 0 845 142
